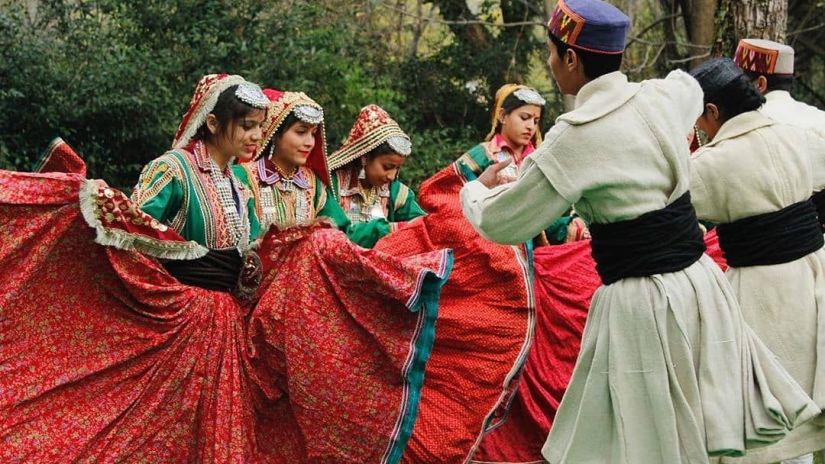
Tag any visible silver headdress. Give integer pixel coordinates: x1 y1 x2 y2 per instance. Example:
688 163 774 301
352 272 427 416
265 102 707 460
513 87 546 107
386 135 412 156
293 105 324 125
235 82 270 109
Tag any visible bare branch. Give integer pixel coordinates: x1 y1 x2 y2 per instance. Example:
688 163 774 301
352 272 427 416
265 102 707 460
629 36 713 50
376 1 544 28
666 51 712 64
787 23 825 37
628 44 667 73
625 13 681 47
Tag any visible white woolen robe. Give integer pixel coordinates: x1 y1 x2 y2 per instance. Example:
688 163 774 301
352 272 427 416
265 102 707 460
690 111 825 464
461 70 820 464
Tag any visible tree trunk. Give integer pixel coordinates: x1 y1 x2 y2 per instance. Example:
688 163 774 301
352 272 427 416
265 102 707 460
731 0 787 41
684 0 718 66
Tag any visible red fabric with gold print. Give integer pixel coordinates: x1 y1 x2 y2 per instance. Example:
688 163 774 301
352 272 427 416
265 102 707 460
0 164 450 463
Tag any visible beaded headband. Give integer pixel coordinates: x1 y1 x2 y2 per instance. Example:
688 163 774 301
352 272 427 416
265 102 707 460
513 88 547 107
235 82 270 109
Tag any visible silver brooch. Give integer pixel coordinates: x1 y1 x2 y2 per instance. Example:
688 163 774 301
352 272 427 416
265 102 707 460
235 82 270 109
293 105 324 125
386 135 412 156
513 88 546 107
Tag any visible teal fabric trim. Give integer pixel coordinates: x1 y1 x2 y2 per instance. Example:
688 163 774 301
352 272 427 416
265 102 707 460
546 215 574 244
383 250 453 464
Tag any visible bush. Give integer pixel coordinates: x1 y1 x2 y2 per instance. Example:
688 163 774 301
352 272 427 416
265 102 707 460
0 0 550 191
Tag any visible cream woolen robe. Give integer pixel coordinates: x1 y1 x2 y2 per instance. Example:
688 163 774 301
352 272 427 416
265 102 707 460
690 111 825 464
760 90 825 195
461 70 819 464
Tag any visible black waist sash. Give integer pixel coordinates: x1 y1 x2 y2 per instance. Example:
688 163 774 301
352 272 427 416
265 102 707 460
589 192 706 285
716 199 824 267
163 248 242 292
811 190 825 230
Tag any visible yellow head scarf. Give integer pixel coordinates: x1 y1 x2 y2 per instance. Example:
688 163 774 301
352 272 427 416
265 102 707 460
485 84 544 146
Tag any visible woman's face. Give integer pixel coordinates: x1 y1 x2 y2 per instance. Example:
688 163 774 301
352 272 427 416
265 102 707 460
499 104 541 149
212 109 265 161
271 122 319 170
363 153 406 188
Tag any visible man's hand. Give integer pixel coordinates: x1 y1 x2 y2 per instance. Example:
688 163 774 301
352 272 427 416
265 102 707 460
477 158 516 188
565 217 590 242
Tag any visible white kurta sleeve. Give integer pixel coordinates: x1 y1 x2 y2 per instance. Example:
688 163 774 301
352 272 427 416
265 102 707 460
807 128 825 192
460 159 573 245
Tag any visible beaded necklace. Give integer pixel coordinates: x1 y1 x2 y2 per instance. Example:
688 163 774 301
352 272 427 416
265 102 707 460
194 141 250 250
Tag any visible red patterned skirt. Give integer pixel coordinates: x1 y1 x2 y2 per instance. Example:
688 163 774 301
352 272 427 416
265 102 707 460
0 163 450 463
375 165 536 463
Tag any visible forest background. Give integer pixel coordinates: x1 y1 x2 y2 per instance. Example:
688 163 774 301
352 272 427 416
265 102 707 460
1 0 823 190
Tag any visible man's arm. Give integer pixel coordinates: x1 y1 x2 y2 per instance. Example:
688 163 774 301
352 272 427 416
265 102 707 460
460 158 574 245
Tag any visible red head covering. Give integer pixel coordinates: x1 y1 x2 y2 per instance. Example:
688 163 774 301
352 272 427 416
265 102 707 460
327 104 411 171
258 88 330 185
172 74 247 149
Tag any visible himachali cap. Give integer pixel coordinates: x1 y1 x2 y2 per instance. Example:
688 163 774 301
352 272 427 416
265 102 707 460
327 104 412 171
734 38 794 75
547 0 630 54
689 57 744 97
259 88 331 185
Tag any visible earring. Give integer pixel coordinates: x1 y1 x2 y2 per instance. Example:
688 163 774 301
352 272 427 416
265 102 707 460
358 158 366 180
693 125 704 148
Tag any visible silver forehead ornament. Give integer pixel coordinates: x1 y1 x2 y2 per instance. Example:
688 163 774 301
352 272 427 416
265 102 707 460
386 135 412 156
292 105 324 125
235 82 270 109
513 88 546 107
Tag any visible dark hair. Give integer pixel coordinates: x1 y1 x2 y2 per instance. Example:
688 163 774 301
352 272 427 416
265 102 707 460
549 32 623 81
339 141 400 173
258 112 303 160
704 74 766 121
366 141 396 159
338 141 393 172
194 84 258 143
743 70 794 92
495 92 546 134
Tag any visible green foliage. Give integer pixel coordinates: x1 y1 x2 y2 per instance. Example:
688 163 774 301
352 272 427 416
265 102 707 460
0 0 273 187
7 1 821 192
0 0 550 190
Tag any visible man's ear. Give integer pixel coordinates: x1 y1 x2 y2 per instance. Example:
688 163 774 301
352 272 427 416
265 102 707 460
565 48 578 72
755 75 769 94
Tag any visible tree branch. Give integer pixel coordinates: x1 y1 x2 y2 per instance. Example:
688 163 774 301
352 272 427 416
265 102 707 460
625 13 681 47
377 1 544 27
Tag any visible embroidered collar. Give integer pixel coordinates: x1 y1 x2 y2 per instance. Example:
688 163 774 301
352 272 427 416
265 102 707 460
257 157 310 190
191 141 232 175
492 133 535 161
338 169 390 199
